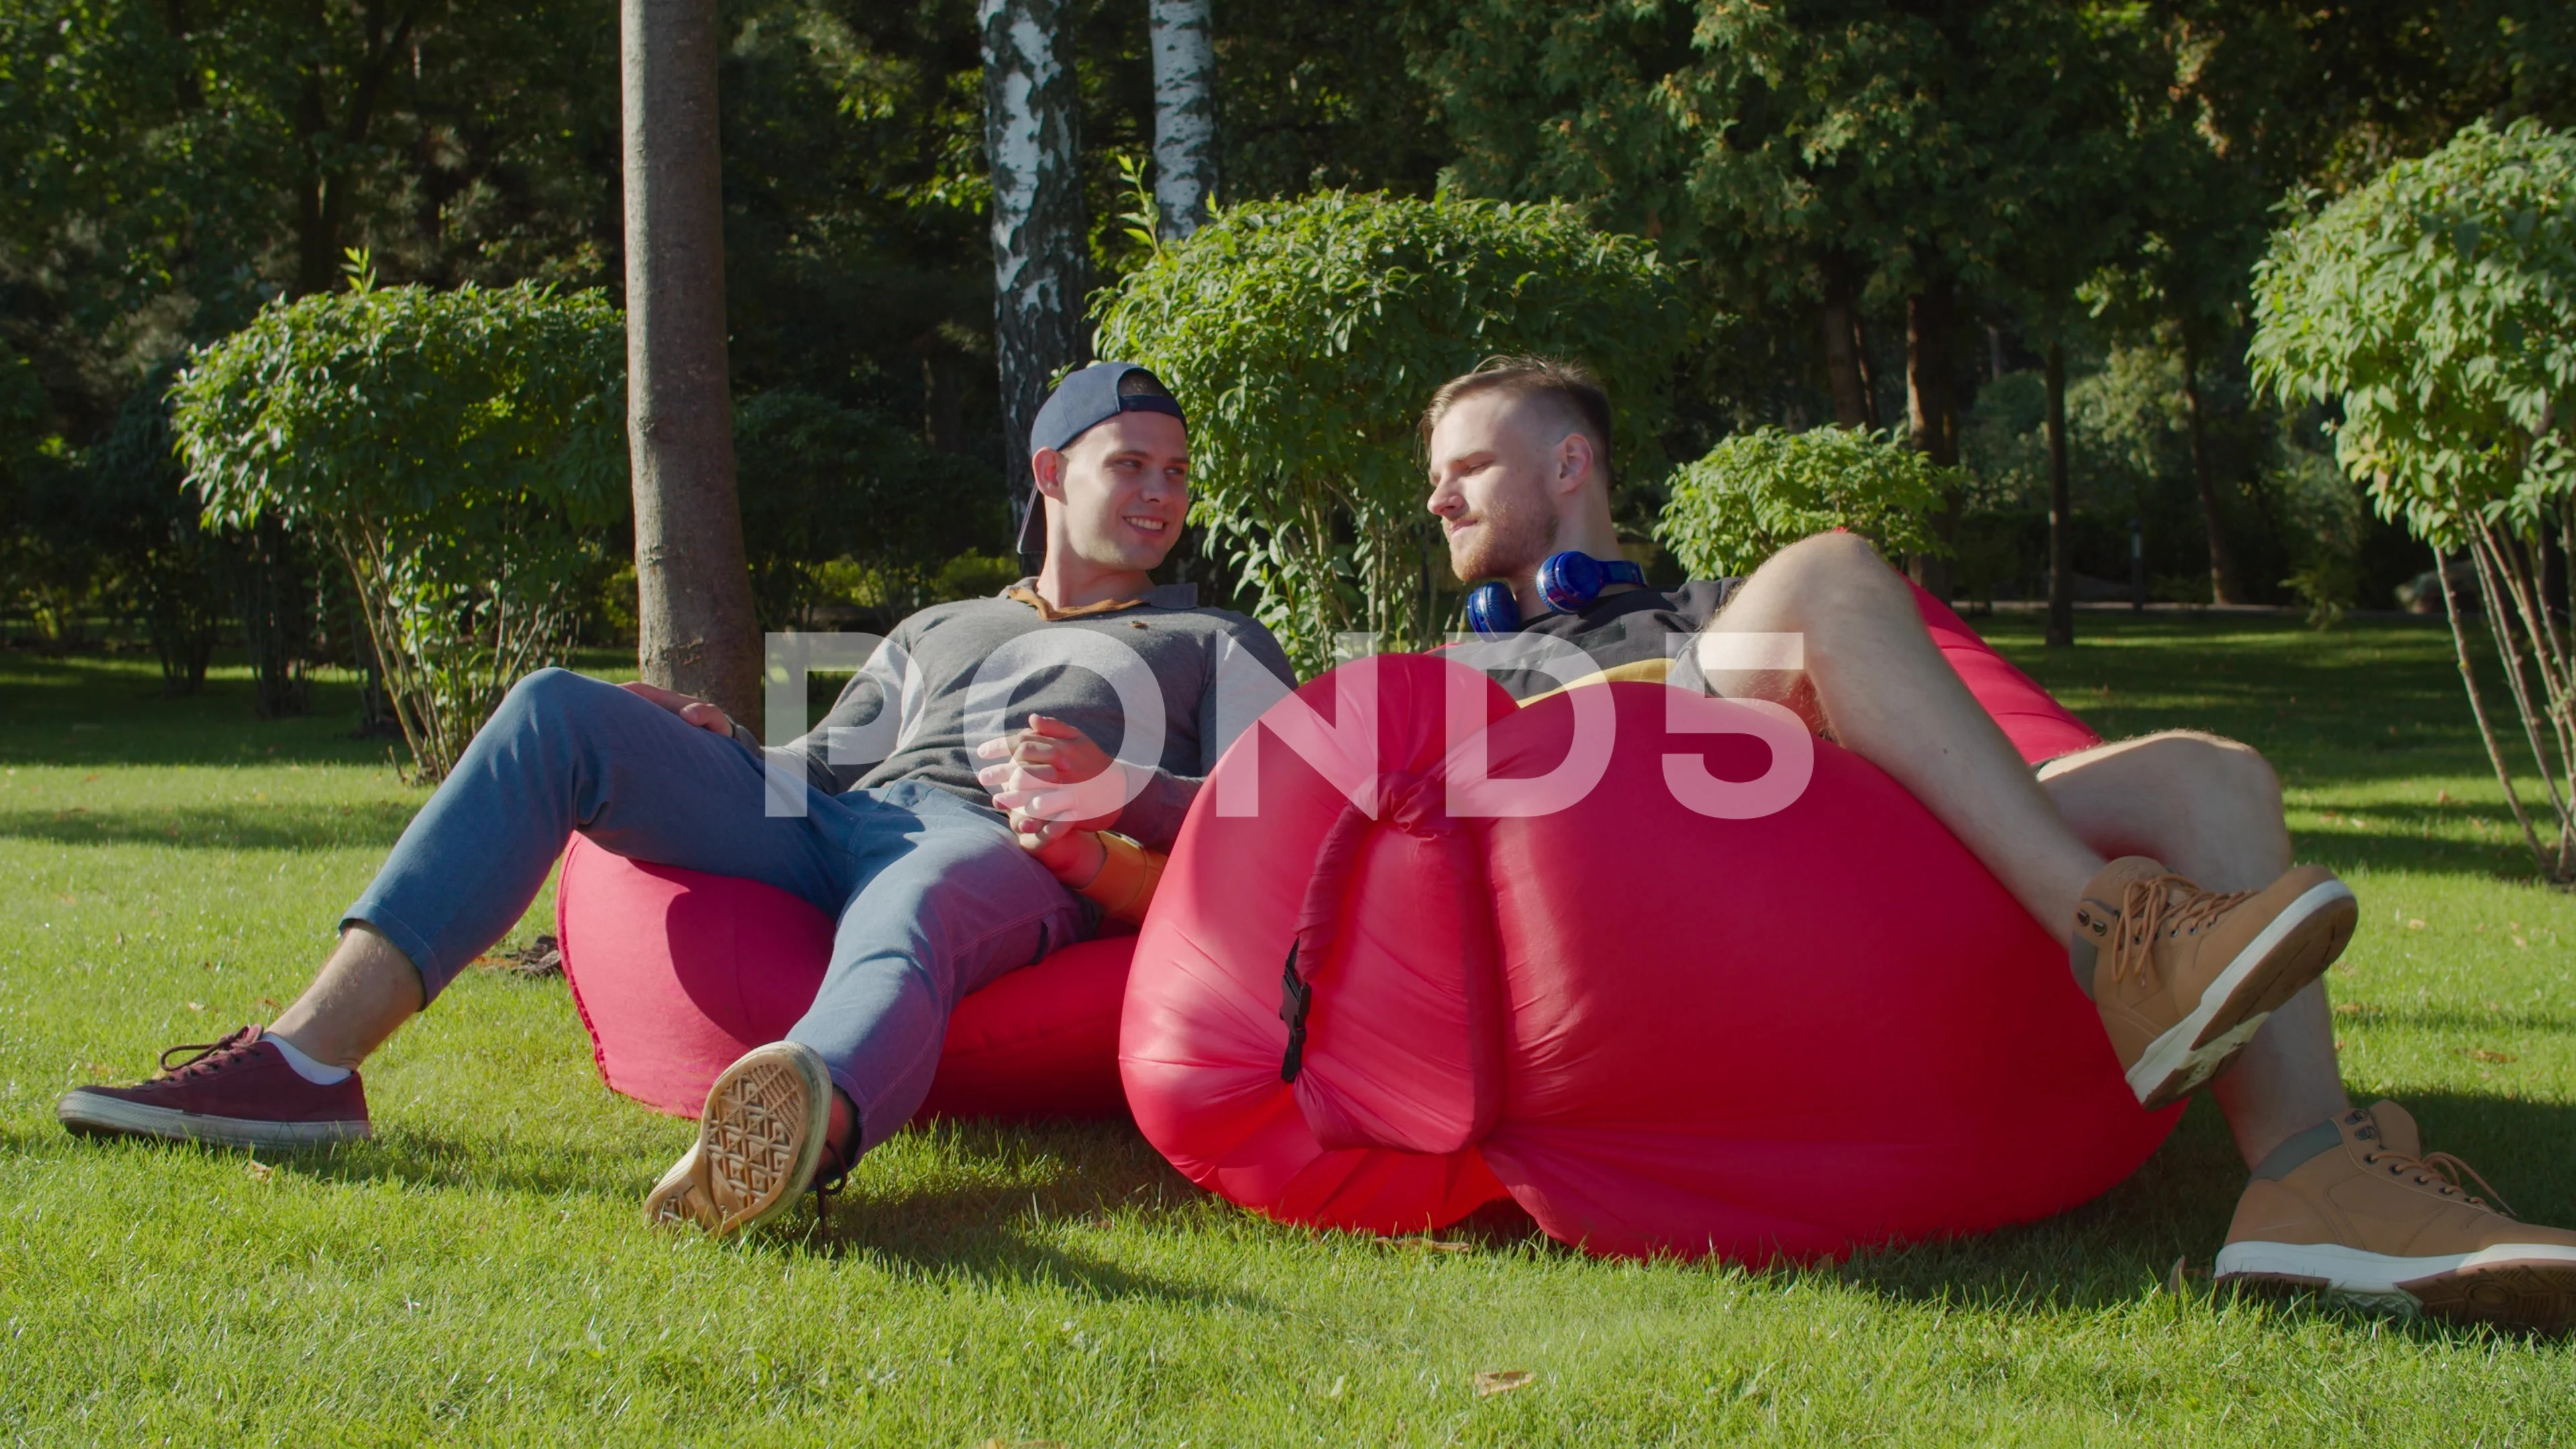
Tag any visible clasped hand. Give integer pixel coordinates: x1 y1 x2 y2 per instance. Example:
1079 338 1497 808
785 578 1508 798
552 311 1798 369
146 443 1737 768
974 714 1126 846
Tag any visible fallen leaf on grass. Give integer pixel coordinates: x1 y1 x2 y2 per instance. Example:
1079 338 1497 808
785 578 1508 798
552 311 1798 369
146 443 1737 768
2407 919 2426 930
258 997 280 1013
1474 1370 1536 1397
184 1002 205 1012
244 1161 274 1183
1399 1236 1472 1254
2332 1002 2375 1017
2463 1049 2516 1064
477 934 564 979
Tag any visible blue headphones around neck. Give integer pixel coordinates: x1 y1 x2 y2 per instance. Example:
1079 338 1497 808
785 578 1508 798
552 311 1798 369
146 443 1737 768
1464 550 1646 635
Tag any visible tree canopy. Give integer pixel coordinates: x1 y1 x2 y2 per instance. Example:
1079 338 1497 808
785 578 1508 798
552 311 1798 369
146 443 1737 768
5 0 2575 672
1095 191 1686 671
2250 118 2576 546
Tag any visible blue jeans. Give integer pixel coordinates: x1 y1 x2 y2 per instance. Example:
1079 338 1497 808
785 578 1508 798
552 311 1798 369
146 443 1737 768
344 667 1092 1155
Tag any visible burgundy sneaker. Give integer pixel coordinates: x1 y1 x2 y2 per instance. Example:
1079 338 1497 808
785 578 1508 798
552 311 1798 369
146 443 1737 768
57 1026 372 1149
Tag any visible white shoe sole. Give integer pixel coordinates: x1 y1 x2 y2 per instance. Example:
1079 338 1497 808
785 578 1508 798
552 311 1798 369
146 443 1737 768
2217 1239 2576 1328
56 1091 370 1149
643 1042 832 1238
2126 878 2357 1109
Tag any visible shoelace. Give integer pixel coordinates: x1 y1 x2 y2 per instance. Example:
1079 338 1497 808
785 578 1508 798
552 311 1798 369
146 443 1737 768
2111 875 2255 987
155 1028 258 1080
809 1139 855 1238
2362 1146 2518 1219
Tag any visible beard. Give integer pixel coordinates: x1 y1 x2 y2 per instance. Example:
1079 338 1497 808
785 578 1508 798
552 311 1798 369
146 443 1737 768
1445 490 1558 584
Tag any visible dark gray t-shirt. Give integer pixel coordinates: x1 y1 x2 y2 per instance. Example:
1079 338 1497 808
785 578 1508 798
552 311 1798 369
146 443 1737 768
769 582 1296 851
1480 580 1741 700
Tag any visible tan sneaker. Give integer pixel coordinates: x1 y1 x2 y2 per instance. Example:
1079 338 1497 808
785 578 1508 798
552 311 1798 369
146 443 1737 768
643 1041 835 1238
2216 1102 2576 1330
2073 857 2356 1108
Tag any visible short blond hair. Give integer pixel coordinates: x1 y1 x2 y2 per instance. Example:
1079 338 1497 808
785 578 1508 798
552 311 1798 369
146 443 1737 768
1419 356 1615 483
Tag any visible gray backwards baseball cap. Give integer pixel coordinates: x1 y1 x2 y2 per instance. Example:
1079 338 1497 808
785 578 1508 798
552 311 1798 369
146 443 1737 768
1017 362 1187 561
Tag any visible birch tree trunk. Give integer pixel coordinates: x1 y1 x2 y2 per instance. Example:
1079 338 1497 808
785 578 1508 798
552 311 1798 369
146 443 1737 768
621 0 762 729
980 0 1087 571
1148 0 1217 238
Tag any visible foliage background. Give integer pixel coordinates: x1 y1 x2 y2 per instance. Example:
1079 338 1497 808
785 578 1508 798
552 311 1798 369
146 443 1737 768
5 0 2576 697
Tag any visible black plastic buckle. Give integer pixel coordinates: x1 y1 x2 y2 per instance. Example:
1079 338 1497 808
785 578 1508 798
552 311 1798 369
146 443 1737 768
1278 941 1312 1083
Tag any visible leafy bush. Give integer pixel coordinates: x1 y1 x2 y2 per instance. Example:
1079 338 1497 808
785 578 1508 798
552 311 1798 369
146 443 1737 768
172 278 627 780
1095 192 1687 673
1656 425 1956 579
2250 118 2576 877
84 369 234 694
2251 119 2576 544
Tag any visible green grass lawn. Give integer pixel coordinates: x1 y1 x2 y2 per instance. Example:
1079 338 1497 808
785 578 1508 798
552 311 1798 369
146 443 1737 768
3 616 2573 1444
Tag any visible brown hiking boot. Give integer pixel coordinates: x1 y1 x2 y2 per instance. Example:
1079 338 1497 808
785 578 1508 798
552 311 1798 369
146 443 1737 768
2216 1102 2576 1331
2072 857 2357 1109
56 1026 371 1149
643 1041 835 1238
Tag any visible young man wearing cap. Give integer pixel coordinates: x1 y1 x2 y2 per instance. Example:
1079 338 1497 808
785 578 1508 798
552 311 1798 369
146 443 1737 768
59 362 1295 1238
1419 355 2576 1329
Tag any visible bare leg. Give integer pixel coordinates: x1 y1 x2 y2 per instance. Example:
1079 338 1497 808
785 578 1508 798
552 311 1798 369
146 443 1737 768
268 924 425 1069
1701 533 2106 930
2038 733 2351 1167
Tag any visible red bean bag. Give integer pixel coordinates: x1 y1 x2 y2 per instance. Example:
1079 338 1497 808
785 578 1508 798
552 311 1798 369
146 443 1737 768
1120 584 2179 1262
553 835 1133 1122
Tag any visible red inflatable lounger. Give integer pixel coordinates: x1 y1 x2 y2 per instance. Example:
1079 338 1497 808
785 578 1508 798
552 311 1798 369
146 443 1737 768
1120 582 2178 1263
553 835 1133 1123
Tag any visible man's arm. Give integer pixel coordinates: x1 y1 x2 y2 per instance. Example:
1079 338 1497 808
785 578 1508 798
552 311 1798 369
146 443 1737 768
771 632 913 794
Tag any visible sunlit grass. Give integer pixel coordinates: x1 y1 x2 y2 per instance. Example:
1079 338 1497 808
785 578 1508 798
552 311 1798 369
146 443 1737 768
3 625 2573 1444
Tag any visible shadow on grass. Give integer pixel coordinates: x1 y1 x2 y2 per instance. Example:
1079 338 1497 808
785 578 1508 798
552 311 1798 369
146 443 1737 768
2294 828 2548 883
2332 1002 2576 1035
1823 1090 2576 1336
773 1120 1271 1311
4 1125 663 1203
0 659 402 770
0 802 417 850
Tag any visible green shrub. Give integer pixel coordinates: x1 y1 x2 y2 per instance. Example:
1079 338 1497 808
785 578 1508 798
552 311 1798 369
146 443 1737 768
1095 191 1687 673
171 276 627 781
1655 425 1955 580
2249 117 2576 879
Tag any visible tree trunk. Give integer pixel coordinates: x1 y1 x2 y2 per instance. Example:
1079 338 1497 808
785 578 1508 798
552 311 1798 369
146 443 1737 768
1148 0 1217 239
1821 256 1869 429
290 1 415 297
2179 327 2237 605
1905 275 1960 600
621 0 763 730
2045 339 2074 648
981 0 1088 574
